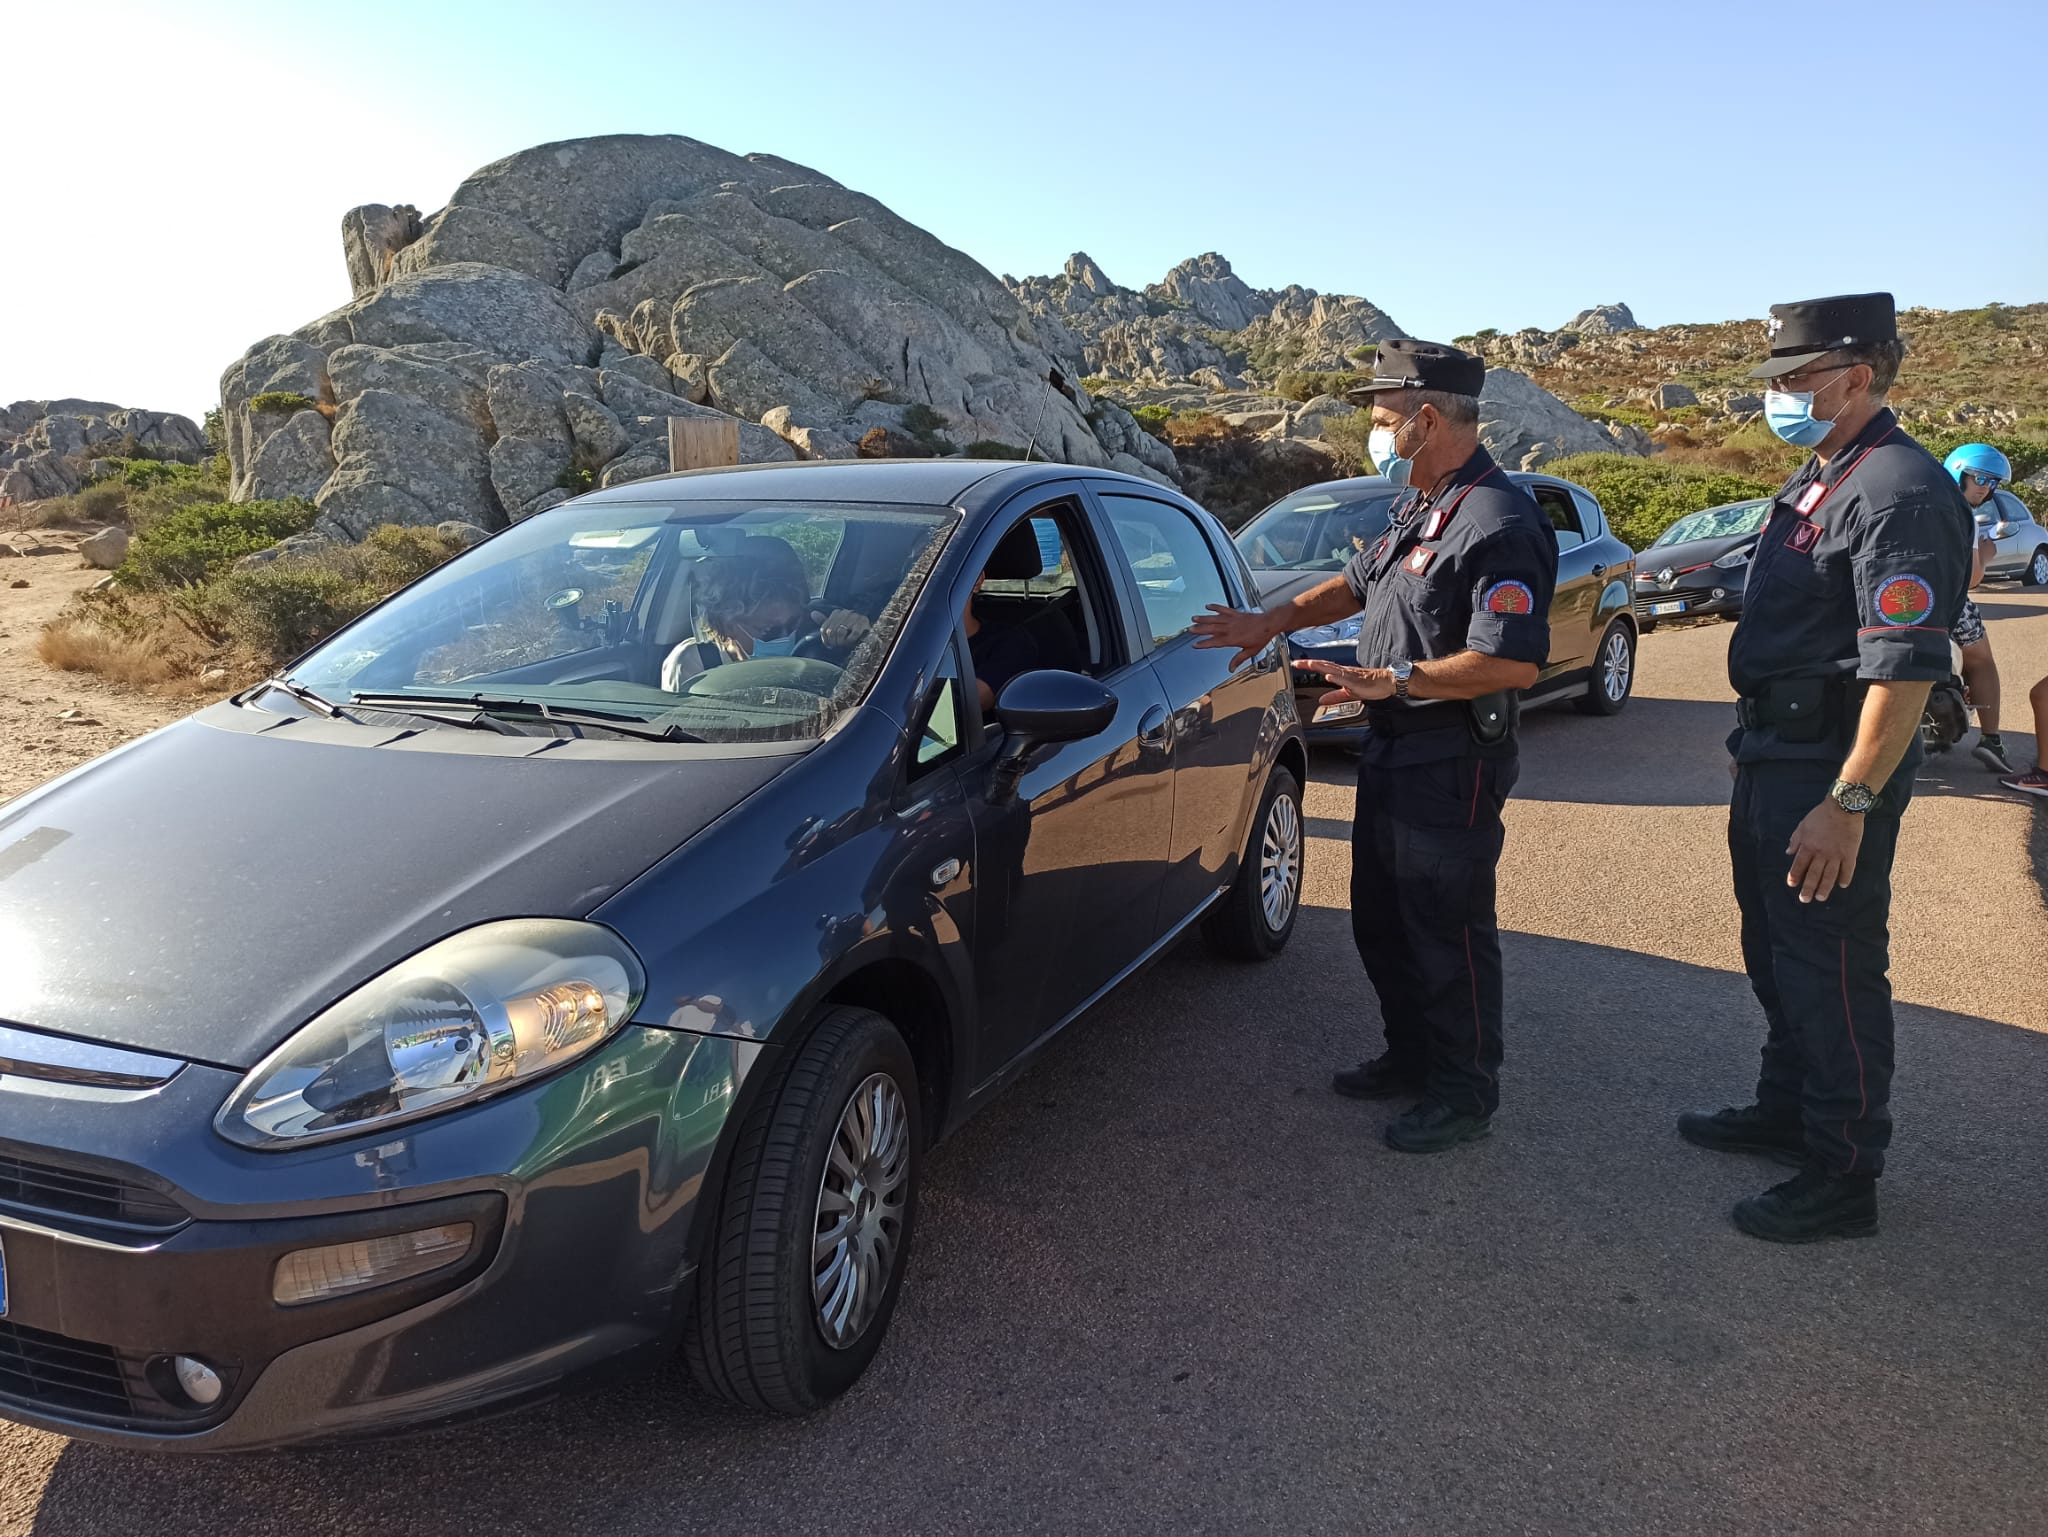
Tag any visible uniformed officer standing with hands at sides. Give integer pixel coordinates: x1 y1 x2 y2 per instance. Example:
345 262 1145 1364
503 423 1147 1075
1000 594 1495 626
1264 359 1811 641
1679 293 1970 1243
1193 339 1557 1154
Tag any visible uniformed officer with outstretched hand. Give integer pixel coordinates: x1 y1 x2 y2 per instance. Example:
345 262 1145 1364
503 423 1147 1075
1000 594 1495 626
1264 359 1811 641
1678 293 1970 1242
1192 338 1557 1154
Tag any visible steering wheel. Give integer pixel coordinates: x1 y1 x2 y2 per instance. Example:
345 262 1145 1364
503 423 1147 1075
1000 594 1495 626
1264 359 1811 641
682 655 845 699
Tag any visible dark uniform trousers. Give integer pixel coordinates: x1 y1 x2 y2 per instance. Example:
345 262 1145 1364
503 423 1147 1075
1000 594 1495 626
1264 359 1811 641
1730 758 1910 1176
1350 739 1517 1117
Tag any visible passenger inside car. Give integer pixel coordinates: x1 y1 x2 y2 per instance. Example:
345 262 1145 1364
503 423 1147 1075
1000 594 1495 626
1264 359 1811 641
660 535 874 691
965 519 1085 712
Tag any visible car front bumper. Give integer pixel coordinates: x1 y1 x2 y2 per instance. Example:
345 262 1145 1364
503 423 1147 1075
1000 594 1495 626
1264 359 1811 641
1633 571 1747 623
0 1024 756 1451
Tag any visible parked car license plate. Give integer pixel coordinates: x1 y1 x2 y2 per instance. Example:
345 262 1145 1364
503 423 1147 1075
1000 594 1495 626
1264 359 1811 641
1313 699 1365 724
1648 601 1686 616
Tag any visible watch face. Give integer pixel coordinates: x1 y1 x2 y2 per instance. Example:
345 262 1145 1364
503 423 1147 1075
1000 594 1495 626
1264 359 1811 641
1834 781 1876 812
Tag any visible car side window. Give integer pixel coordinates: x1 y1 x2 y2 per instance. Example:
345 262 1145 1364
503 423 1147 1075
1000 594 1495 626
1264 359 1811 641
1097 493 1232 645
1569 489 1606 541
1531 485 1584 550
913 646 965 774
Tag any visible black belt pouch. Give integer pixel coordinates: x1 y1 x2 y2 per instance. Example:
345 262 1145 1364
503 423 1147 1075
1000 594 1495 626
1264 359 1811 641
1765 677 1830 743
1467 690 1516 745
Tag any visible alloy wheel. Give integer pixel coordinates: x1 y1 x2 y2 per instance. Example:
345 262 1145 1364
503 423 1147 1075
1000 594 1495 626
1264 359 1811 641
813 1072 910 1350
2031 549 2048 587
1602 629 1633 703
1260 791 1302 931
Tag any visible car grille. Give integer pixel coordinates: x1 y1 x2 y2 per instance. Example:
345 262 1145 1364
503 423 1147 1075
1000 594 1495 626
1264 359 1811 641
1634 583 1723 609
0 1151 189 1235
0 1319 205 1425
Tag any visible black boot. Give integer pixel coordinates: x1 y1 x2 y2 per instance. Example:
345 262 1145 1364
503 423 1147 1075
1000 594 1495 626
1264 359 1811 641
1332 1052 1424 1101
1384 1101 1492 1154
1677 1103 1804 1167
1732 1164 1878 1243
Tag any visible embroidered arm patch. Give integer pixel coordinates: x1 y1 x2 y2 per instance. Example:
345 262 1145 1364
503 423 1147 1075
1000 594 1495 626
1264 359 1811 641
1482 580 1535 614
1873 574 1934 627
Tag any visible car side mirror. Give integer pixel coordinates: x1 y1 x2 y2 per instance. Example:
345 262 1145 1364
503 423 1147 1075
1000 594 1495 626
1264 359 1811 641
986 670 1117 807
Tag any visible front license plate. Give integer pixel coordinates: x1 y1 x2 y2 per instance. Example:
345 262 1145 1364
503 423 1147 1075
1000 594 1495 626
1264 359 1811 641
1313 699 1365 724
1648 601 1687 616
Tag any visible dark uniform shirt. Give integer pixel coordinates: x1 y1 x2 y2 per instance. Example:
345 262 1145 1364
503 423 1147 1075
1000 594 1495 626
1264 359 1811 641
1341 445 1558 763
1726 407 1972 763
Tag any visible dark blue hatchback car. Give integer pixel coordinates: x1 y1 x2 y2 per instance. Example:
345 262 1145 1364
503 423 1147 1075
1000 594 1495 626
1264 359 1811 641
0 459 1305 1448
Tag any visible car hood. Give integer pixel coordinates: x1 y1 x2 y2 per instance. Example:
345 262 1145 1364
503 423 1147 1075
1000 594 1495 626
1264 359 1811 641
1636 534 1751 575
0 703 801 1067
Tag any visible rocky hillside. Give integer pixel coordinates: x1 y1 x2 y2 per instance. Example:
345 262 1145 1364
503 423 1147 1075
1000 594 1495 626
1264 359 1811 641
223 134 1177 540
1 402 206 504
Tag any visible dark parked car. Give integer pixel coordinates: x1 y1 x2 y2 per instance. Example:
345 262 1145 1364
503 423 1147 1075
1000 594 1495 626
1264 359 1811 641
1632 497 1772 631
0 460 1306 1450
1235 471 1640 740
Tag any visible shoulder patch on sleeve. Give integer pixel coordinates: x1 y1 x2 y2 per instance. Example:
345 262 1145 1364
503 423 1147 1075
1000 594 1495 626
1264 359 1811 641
1483 579 1535 614
1874 573 1935 626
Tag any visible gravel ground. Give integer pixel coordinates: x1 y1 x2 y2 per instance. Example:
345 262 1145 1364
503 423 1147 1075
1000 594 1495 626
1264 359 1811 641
5 595 2046 1537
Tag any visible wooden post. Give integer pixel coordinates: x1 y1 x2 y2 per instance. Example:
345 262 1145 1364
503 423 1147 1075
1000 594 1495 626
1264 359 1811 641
668 416 739 473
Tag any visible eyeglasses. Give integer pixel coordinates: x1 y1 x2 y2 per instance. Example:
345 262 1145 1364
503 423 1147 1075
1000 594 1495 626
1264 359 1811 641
1967 472 2003 490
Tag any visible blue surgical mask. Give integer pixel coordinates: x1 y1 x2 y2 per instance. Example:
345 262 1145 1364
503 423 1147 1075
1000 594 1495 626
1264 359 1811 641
749 634 802 658
1763 369 1847 448
1368 409 1424 487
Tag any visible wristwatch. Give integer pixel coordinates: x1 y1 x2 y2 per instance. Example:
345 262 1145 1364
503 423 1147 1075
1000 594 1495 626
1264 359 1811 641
1390 659 1414 700
1829 778 1878 814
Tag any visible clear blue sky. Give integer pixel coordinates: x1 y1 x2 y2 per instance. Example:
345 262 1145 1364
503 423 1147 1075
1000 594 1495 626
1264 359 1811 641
5 0 2043 420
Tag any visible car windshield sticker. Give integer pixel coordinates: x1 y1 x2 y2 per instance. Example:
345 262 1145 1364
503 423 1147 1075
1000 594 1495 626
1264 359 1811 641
1483 580 1534 614
1875 574 1934 626
1406 546 1436 574
1789 521 1820 554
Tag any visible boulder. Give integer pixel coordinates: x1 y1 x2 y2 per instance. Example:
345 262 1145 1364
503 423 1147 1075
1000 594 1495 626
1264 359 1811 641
298 263 594 365
341 204 422 297
563 391 631 466
315 388 500 538
235 531 336 569
243 408 335 502
489 434 574 514
436 520 493 548
1566 303 1640 335
1724 391 1764 415
1653 382 1699 409
1479 368 1645 468
1150 253 1261 331
0 400 208 501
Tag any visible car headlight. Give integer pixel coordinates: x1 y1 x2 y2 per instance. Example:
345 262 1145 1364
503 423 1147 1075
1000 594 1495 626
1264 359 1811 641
1713 545 1755 569
1289 617 1364 648
217 919 645 1149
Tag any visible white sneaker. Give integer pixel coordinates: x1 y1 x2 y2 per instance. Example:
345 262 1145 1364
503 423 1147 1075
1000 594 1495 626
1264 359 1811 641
1973 738 2015 774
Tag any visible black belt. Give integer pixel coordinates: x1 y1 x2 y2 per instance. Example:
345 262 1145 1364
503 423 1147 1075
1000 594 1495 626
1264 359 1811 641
1365 704 1465 737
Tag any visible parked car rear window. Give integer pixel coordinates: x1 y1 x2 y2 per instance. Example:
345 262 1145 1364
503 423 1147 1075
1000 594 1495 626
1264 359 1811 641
1652 500 1771 547
284 499 955 744
1236 487 1396 571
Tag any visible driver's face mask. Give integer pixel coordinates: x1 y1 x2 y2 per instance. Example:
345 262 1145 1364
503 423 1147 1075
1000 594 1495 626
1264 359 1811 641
738 604 804 656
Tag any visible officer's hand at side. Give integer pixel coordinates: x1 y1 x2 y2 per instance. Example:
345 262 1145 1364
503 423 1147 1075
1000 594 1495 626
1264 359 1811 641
1292 657 1395 704
1190 604 1275 670
1785 800 1864 904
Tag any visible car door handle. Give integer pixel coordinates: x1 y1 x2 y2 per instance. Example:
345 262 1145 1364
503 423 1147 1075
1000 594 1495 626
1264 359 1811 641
1590 563 1607 576
1138 705 1170 749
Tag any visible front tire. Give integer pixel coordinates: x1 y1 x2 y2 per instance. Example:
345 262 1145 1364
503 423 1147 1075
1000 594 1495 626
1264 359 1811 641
1202 765 1303 960
685 1006 921 1414
1574 620 1637 716
2026 547 2048 588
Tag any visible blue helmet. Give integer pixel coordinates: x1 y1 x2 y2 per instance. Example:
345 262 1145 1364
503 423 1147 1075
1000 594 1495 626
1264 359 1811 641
1944 443 2011 486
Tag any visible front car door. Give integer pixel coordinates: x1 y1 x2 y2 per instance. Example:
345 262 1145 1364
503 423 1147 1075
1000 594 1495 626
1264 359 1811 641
1524 479 1598 679
1091 485 1280 931
953 485 1176 1086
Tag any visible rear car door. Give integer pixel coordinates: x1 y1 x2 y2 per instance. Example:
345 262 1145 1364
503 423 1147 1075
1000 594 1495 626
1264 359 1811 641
1524 480 1598 678
954 486 1176 1084
1091 485 1280 931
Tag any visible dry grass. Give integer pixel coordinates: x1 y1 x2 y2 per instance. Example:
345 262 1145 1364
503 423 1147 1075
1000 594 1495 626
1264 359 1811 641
36 614 218 692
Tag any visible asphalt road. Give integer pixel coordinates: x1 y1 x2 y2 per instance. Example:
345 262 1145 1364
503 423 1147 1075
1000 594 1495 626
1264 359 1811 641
7 600 2048 1536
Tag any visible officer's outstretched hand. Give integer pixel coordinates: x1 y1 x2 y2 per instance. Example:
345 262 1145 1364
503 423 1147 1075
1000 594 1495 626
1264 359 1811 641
1293 657 1395 706
1190 604 1277 670
1785 800 1864 904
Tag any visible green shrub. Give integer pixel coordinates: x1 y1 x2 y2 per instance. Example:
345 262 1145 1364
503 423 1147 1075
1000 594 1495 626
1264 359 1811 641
79 486 126 522
119 497 319 589
962 439 1026 459
1131 404 1172 436
900 403 953 454
1274 371 1368 403
250 391 318 415
555 465 595 493
203 525 466 663
204 407 227 456
1540 455 1774 549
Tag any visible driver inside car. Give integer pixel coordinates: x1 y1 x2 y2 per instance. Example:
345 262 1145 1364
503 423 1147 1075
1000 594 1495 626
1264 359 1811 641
660 535 872 691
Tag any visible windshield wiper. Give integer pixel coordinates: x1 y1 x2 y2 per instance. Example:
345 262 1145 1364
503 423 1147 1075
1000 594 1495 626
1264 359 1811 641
349 691 703 743
252 677 350 718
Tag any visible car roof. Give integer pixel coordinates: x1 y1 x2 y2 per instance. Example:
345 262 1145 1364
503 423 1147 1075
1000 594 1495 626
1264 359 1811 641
1254 468 1589 505
571 457 1173 510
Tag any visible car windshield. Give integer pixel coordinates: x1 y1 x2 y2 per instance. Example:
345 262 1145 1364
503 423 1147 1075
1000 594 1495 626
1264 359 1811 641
284 498 955 744
1235 487 1397 571
1652 499 1771 547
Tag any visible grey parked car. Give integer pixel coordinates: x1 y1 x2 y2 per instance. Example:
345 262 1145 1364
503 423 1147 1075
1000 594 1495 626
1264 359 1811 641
1975 487 2048 586
1235 471 1640 740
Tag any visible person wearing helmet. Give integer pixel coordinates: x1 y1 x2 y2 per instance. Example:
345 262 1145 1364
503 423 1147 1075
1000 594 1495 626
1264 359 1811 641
1942 444 2014 772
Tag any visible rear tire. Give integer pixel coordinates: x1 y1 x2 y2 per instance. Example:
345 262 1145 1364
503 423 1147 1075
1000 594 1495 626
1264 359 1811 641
1574 621 1637 716
2026 547 2048 588
685 1006 921 1414
1202 765 1303 961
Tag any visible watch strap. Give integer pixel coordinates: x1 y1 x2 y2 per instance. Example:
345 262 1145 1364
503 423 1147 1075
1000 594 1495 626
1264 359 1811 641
1830 778 1877 814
